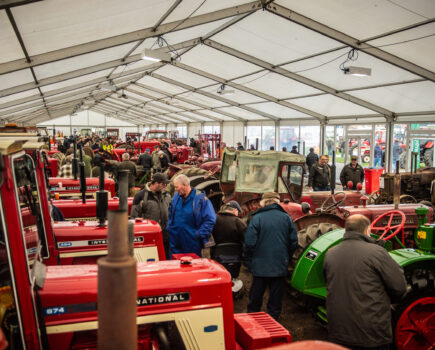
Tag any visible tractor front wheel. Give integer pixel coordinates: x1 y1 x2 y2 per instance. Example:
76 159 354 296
394 292 435 350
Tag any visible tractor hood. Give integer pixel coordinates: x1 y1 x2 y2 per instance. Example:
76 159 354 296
53 219 165 262
53 198 133 219
48 177 116 197
39 259 233 343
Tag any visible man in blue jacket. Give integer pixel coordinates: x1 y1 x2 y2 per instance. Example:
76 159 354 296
243 192 298 320
167 174 216 258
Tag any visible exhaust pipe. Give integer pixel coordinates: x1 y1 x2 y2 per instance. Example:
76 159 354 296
118 170 129 212
96 163 108 227
72 139 79 180
98 210 137 350
330 150 336 195
78 145 86 204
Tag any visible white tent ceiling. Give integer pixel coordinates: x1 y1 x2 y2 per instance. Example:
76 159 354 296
0 0 434 126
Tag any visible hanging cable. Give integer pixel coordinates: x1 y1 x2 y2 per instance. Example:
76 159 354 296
339 49 359 72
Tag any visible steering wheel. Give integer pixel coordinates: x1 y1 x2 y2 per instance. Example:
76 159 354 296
320 192 347 212
370 210 405 242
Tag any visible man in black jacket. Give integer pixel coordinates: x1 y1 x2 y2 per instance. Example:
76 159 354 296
137 148 153 183
308 155 331 191
324 215 407 350
340 155 364 190
306 147 319 170
212 201 246 250
130 173 171 257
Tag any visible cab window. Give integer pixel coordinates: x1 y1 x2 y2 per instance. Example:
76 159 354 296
279 163 304 201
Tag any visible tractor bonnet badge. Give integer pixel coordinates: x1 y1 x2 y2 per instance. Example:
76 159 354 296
305 250 318 261
137 292 190 306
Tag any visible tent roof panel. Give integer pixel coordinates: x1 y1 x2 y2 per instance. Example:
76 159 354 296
180 45 260 80
135 75 188 95
289 94 375 116
283 48 419 91
0 68 34 90
39 69 114 93
11 0 172 55
155 64 216 88
232 71 321 99
368 22 435 72
33 43 138 79
0 88 39 105
248 102 315 119
213 10 342 65
182 91 228 108
349 81 435 113
275 0 435 40
162 0 252 24
0 9 24 64
216 106 266 120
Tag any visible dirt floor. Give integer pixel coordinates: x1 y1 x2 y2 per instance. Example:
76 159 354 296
233 266 328 342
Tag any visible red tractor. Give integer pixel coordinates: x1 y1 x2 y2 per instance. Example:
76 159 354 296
5 139 166 266
0 140 293 349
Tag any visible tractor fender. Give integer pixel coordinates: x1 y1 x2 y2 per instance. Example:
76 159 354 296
293 213 344 232
195 179 223 211
280 202 306 222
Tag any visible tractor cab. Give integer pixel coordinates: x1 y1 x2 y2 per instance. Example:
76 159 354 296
220 149 309 219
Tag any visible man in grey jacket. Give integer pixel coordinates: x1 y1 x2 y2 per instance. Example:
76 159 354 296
323 214 407 350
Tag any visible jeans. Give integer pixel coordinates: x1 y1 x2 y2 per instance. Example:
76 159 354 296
313 185 331 191
374 157 381 168
247 276 285 320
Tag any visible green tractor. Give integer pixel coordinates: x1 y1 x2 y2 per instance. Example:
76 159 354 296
291 207 435 350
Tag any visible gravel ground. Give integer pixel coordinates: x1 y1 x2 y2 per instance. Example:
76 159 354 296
233 266 329 342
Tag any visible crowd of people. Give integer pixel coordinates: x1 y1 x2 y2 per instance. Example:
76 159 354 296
45 135 408 349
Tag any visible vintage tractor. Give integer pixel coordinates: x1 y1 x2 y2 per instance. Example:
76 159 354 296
0 140 292 349
290 208 435 350
369 167 435 207
1 139 166 267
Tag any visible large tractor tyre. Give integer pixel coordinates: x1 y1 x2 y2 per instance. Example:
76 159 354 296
165 167 215 196
195 180 223 212
289 223 342 274
423 147 433 167
393 268 435 350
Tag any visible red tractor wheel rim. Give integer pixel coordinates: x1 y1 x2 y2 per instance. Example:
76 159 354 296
395 296 435 350
370 210 406 241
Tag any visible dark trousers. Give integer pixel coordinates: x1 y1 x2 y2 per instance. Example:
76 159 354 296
247 276 285 320
336 343 390 350
314 185 331 191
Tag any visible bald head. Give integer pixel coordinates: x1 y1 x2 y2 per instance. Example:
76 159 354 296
345 214 371 236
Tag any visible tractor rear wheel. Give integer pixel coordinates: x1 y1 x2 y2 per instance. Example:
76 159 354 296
290 223 341 274
394 292 435 350
394 268 435 350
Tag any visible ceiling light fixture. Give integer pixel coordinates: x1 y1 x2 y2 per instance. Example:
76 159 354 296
217 84 235 95
340 49 371 77
141 48 171 62
342 66 372 77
